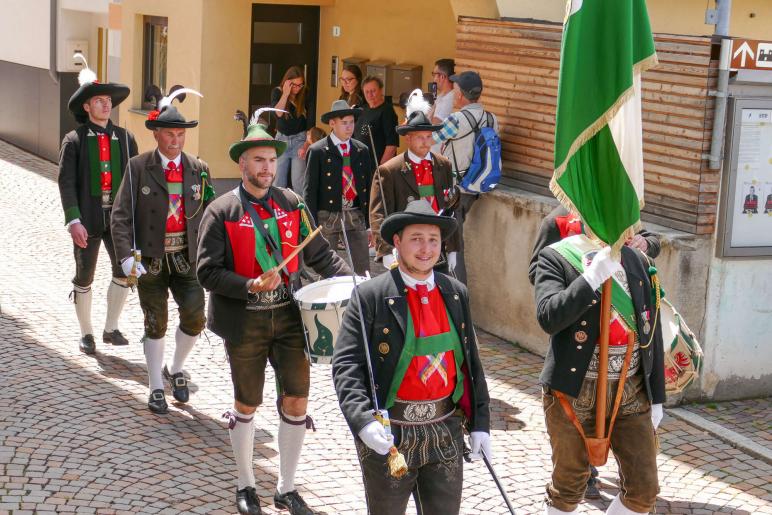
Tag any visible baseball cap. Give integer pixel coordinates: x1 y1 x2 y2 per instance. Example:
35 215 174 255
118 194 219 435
449 71 483 98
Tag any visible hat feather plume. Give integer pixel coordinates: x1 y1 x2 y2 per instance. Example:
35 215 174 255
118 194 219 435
250 107 287 126
159 88 203 111
405 88 430 118
73 53 97 86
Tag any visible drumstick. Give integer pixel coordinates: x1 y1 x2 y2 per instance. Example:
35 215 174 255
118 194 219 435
271 226 322 272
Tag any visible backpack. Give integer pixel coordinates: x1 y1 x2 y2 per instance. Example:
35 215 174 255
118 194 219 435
452 110 502 194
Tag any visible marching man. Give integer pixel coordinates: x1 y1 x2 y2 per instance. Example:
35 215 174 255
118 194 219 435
58 56 137 354
111 88 213 414
197 114 349 515
333 200 491 514
304 99 373 275
369 91 460 276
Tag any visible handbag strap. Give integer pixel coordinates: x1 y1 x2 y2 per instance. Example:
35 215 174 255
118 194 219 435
554 330 636 440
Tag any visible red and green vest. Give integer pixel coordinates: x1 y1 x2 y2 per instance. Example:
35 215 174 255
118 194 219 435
409 158 439 212
86 129 122 201
386 284 465 408
165 162 186 234
555 214 583 239
224 194 310 282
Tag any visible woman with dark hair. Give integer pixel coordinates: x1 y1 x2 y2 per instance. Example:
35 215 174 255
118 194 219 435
271 65 312 195
339 64 364 108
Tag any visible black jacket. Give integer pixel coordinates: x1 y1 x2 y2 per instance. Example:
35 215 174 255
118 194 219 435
528 205 661 285
332 268 490 436
196 186 350 344
111 150 213 263
533 245 666 404
304 136 373 226
58 121 138 233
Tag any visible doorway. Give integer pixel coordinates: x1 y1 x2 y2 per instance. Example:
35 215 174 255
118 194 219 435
249 4 320 131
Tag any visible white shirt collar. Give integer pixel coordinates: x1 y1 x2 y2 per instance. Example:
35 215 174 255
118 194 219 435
407 149 431 165
158 150 181 169
398 267 436 291
329 132 350 149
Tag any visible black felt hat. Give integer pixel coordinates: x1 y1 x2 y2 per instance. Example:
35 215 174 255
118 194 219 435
67 61 129 123
321 99 363 124
395 111 443 136
145 87 202 129
380 199 458 244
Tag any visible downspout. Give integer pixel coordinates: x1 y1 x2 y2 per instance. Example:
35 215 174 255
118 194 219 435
48 0 59 85
708 0 732 170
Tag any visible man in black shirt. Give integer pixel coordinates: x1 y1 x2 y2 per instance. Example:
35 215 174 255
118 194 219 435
354 76 398 166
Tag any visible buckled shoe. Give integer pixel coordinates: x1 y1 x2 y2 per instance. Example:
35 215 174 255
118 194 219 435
163 366 189 403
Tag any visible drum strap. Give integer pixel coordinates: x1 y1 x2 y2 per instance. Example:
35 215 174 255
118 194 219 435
239 186 290 278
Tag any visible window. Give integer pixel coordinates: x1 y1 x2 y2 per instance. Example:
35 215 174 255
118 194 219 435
142 15 168 110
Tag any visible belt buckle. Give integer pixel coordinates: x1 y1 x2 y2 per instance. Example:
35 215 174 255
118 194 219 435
403 402 437 423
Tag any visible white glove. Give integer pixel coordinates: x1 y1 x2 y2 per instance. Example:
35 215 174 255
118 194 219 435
651 403 663 430
447 251 458 272
121 256 147 278
382 251 397 269
581 246 622 291
469 431 492 461
358 420 394 455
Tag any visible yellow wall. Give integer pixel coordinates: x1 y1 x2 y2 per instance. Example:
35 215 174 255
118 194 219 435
119 0 204 158
496 0 772 39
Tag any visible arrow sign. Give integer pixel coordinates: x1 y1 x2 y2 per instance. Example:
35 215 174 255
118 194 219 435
733 41 755 68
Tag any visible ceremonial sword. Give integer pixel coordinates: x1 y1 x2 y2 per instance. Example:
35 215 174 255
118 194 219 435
123 128 141 287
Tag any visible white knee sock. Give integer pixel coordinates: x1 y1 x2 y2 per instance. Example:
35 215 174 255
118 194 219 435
277 412 307 494
73 286 93 337
104 278 129 332
606 494 648 514
170 327 198 375
544 505 578 514
228 409 256 490
143 337 165 391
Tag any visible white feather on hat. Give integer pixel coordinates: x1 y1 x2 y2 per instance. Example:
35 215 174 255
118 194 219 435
158 88 203 111
250 107 288 126
73 53 97 86
405 88 431 118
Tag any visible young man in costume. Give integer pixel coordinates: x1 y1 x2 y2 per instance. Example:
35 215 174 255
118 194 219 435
58 60 138 354
332 200 491 515
533 228 666 514
528 205 663 499
304 99 373 275
369 92 460 277
111 89 212 414
197 118 350 515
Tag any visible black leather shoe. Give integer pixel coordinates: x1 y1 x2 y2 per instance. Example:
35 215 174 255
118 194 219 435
584 476 601 499
79 334 96 355
163 366 189 403
147 389 168 414
236 486 262 514
103 329 129 346
274 490 315 515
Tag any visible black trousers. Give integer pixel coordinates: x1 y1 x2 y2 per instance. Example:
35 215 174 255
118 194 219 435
355 414 465 515
72 210 124 287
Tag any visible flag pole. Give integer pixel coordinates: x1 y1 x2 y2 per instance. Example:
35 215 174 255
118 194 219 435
596 278 613 437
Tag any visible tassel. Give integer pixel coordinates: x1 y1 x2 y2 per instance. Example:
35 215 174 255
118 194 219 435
387 446 408 478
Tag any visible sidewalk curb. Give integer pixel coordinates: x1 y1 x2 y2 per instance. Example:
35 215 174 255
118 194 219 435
668 407 772 465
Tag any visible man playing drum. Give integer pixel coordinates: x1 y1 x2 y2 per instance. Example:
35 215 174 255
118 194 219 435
196 120 350 515
332 200 491 514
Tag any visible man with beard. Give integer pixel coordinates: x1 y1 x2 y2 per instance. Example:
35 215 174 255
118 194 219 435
197 118 349 515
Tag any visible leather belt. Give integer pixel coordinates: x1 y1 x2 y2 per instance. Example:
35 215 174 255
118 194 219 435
390 396 455 426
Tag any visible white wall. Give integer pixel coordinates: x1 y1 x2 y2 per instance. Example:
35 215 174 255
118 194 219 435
700 257 772 399
0 0 50 69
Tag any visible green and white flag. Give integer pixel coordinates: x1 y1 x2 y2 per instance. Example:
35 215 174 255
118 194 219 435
552 0 657 249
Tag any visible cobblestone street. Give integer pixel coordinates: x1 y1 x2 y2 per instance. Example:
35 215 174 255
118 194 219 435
1 139 770 514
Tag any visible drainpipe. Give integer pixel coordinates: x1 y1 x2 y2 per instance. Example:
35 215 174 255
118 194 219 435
708 0 732 170
48 0 59 85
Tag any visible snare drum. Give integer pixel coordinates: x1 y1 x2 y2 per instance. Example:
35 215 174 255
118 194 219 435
294 276 368 364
